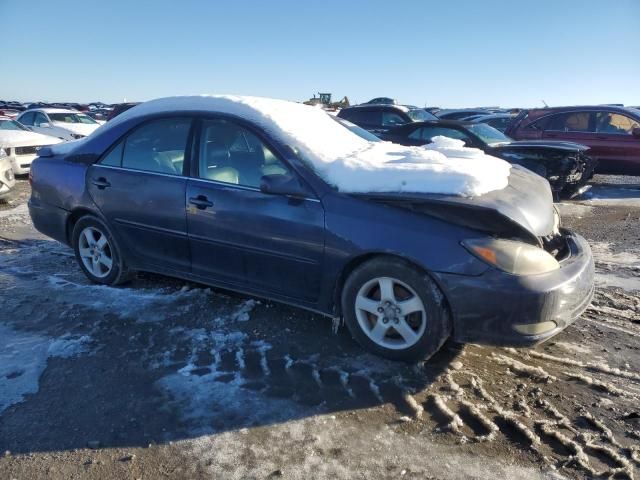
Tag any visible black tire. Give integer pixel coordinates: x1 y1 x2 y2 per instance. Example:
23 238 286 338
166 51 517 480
71 215 134 285
341 256 451 362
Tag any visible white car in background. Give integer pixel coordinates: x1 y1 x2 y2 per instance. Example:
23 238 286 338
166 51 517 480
16 108 101 141
0 117 62 175
0 148 16 200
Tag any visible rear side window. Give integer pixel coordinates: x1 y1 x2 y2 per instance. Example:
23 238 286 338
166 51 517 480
99 117 191 175
547 112 593 132
341 109 381 127
100 142 124 166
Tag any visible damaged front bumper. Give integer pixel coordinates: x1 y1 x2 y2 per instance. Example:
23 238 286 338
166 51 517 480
434 230 595 346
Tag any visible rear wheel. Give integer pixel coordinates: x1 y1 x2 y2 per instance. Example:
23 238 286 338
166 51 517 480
72 216 133 285
341 257 451 362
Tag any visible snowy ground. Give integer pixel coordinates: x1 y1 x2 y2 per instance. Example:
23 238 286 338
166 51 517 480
0 175 639 479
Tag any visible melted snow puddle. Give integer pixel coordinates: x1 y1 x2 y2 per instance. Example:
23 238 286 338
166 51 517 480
46 276 209 322
590 242 640 292
0 324 92 414
556 202 594 219
156 327 305 436
575 185 640 208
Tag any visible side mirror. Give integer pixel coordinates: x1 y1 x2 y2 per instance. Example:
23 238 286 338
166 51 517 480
632 127 640 138
260 174 310 199
39 122 51 128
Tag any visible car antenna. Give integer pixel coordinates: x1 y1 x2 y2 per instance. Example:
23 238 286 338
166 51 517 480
541 99 548 107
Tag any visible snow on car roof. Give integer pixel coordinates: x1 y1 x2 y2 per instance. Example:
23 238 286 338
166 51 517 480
38 108 83 114
53 95 512 197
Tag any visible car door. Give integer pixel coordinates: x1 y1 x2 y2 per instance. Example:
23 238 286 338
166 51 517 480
186 117 325 302
589 111 640 174
86 116 193 272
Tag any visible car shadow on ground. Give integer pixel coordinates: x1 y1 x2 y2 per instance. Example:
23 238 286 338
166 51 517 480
0 239 460 455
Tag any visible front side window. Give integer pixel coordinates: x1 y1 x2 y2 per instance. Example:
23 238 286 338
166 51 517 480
103 117 191 175
547 112 593 132
409 126 470 143
199 119 290 188
487 117 511 131
467 123 511 145
34 112 49 126
381 112 406 127
595 112 640 135
406 109 438 122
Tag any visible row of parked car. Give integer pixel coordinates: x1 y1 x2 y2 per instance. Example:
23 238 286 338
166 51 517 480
0 100 144 199
1 96 639 202
335 99 640 198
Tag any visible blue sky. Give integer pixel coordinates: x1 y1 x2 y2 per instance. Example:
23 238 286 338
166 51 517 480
3 0 639 107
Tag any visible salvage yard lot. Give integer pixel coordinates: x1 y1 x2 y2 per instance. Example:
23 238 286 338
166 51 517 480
1 176 639 479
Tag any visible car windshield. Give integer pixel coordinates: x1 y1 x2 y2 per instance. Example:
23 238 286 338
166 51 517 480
48 113 98 124
0 119 29 131
333 116 381 142
407 109 438 122
467 123 512 145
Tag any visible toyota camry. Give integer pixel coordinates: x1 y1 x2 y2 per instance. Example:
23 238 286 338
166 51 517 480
28 96 595 362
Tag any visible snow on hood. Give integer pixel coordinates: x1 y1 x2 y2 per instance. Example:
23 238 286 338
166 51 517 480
0 130 62 148
51 121 100 136
51 95 511 197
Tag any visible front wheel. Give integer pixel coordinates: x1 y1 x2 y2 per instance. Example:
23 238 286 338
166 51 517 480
72 215 133 285
341 257 451 362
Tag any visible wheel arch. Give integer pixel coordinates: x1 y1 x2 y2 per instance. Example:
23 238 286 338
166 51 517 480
332 252 454 323
65 207 104 245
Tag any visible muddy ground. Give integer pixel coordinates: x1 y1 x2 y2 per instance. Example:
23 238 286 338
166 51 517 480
0 176 639 480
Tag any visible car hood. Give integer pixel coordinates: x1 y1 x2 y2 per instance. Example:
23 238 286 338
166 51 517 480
493 140 590 152
51 122 100 136
356 165 556 240
0 130 62 148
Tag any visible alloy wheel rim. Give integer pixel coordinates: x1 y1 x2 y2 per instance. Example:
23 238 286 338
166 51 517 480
78 226 113 279
354 276 427 350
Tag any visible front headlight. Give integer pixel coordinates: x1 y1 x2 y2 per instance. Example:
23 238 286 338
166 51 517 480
0 148 6 158
462 238 560 275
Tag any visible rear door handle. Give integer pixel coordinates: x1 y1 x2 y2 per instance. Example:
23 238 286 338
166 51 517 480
91 177 111 189
189 195 214 209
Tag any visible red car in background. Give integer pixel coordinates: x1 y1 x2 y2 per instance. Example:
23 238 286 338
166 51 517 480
507 106 640 175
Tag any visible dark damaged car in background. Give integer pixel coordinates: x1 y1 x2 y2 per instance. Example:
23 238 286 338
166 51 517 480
338 107 597 200
28 96 595 362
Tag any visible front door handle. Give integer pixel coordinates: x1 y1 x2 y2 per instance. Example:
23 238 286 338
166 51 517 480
189 195 214 209
91 177 111 189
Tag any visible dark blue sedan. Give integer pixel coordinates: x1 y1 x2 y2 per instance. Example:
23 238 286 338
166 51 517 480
28 96 595 362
